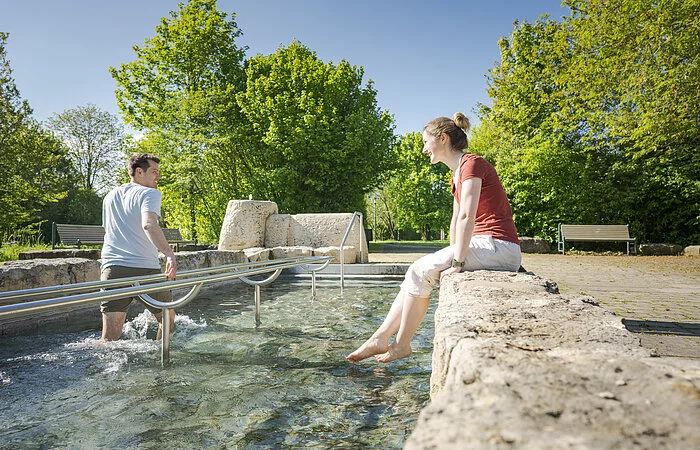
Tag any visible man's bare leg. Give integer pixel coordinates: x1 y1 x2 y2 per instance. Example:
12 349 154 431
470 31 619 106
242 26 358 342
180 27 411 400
101 312 127 341
375 294 430 363
155 309 176 341
346 290 406 362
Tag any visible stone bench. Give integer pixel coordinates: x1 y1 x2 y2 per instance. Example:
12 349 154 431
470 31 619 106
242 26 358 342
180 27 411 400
405 271 699 449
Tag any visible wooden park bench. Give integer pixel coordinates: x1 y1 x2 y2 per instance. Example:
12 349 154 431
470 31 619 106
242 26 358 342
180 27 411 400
52 222 194 251
557 224 637 255
52 223 104 249
161 228 195 251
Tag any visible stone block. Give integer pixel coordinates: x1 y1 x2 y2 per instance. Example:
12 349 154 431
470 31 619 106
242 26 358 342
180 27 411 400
265 214 292 248
638 243 683 256
518 236 550 253
0 258 100 292
290 213 368 262
271 246 313 259
683 245 700 256
218 200 278 250
313 246 357 264
160 251 207 272
244 247 271 262
203 250 247 268
18 249 101 260
405 271 700 450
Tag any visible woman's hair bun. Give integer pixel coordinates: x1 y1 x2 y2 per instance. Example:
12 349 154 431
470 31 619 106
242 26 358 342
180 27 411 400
453 112 471 133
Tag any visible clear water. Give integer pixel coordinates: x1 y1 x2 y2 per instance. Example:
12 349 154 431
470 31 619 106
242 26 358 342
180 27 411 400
0 279 436 449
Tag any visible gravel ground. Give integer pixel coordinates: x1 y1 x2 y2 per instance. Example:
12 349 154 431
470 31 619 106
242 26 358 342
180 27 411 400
369 247 700 359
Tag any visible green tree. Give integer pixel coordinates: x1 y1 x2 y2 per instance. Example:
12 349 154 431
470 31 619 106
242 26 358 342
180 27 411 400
0 32 68 237
48 104 126 194
384 132 451 240
563 0 700 244
110 0 247 242
236 41 395 214
476 1 699 245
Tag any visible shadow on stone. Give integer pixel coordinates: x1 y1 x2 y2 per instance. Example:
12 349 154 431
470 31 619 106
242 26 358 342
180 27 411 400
623 318 700 337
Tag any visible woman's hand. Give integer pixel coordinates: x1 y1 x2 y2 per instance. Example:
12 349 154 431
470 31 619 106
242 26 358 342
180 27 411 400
439 266 461 282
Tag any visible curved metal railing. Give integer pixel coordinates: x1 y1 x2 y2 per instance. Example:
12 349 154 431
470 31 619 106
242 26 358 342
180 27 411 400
339 211 364 293
0 256 332 365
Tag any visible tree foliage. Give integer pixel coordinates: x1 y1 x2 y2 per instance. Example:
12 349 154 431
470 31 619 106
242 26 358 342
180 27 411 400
383 132 452 240
476 0 699 245
111 1 395 241
237 41 395 213
110 0 247 242
0 32 68 237
48 104 126 194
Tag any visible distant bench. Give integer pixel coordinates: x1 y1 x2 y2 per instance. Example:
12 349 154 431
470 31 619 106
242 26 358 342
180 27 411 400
557 224 636 255
52 222 194 251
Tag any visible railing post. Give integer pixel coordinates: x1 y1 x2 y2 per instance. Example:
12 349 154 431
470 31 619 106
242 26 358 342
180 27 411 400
161 307 171 366
311 271 317 297
255 285 261 326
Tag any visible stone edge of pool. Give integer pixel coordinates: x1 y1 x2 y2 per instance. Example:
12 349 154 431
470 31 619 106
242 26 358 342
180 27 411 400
404 271 700 449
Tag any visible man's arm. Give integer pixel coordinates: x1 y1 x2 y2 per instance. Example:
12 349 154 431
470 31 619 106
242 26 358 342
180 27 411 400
142 211 177 279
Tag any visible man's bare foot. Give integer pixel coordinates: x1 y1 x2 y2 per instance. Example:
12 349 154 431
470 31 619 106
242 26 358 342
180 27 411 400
346 336 389 363
374 343 412 363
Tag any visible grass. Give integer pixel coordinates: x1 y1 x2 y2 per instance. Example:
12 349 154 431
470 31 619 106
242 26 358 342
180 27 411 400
0 229 51 263
368 239 449 253
0 242 51 262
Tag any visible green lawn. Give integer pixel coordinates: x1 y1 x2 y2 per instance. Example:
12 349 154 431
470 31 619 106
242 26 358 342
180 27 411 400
368 239 448 252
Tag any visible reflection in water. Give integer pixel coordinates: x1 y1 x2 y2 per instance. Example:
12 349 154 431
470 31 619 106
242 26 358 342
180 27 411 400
0 279 435 448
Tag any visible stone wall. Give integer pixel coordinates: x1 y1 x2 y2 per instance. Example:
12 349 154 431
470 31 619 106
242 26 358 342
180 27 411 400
0 250 247 336
405 271 699 449
219 200 368 263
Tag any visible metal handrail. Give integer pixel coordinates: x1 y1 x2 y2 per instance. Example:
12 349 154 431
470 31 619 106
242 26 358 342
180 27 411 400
339 211 364 293
0 256 331 366
0 257 318 305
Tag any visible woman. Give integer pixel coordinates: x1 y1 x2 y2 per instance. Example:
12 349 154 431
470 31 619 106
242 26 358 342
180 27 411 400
347 112 521 363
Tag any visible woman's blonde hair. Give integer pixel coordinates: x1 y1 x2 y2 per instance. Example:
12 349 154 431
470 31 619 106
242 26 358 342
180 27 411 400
423 112 471 151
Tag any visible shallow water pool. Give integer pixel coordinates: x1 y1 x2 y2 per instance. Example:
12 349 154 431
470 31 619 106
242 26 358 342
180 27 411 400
0 279 436 448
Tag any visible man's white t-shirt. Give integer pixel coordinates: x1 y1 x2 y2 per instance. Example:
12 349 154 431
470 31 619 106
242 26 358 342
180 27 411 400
101 183 162 270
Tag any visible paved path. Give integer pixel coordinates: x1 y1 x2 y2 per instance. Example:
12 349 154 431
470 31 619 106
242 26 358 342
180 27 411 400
369 246 700 359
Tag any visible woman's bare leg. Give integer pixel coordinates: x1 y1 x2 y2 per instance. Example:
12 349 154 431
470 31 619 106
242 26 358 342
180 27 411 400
375 293 430 363
346 290 406 362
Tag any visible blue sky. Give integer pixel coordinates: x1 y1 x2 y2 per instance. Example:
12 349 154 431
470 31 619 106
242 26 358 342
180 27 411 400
2 0 569 136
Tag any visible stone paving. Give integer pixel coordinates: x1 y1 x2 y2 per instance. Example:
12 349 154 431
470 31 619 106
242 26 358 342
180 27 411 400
369 246 700 359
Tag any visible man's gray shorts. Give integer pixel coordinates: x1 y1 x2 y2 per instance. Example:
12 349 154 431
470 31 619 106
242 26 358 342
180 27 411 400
100 265 172 315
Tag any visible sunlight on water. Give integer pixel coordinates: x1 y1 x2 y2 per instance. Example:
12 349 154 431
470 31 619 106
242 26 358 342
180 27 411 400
0 279 435 449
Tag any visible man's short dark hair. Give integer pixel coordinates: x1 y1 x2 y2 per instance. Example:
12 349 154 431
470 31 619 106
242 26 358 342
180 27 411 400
128 153 160 177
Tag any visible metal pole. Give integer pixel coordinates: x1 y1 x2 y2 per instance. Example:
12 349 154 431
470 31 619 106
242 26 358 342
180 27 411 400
311 271 317 297
161 307 171 366
373 197 377 241
255 285 261 326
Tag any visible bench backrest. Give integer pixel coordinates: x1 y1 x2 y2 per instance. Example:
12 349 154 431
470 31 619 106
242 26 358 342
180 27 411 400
55 224 105 245
162 228 185 242
559 224 631 241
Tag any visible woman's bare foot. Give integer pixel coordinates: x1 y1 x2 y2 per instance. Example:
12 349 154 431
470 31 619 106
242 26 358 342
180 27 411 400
374 343 412 363
346 336 389 363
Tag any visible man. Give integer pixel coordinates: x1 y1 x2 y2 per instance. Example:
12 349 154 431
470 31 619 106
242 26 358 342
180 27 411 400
100 153 178 340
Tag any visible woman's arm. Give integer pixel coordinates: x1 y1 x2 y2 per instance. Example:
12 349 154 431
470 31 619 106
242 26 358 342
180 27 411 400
452 177 481 263
441 177 481 280
449 197 459 245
